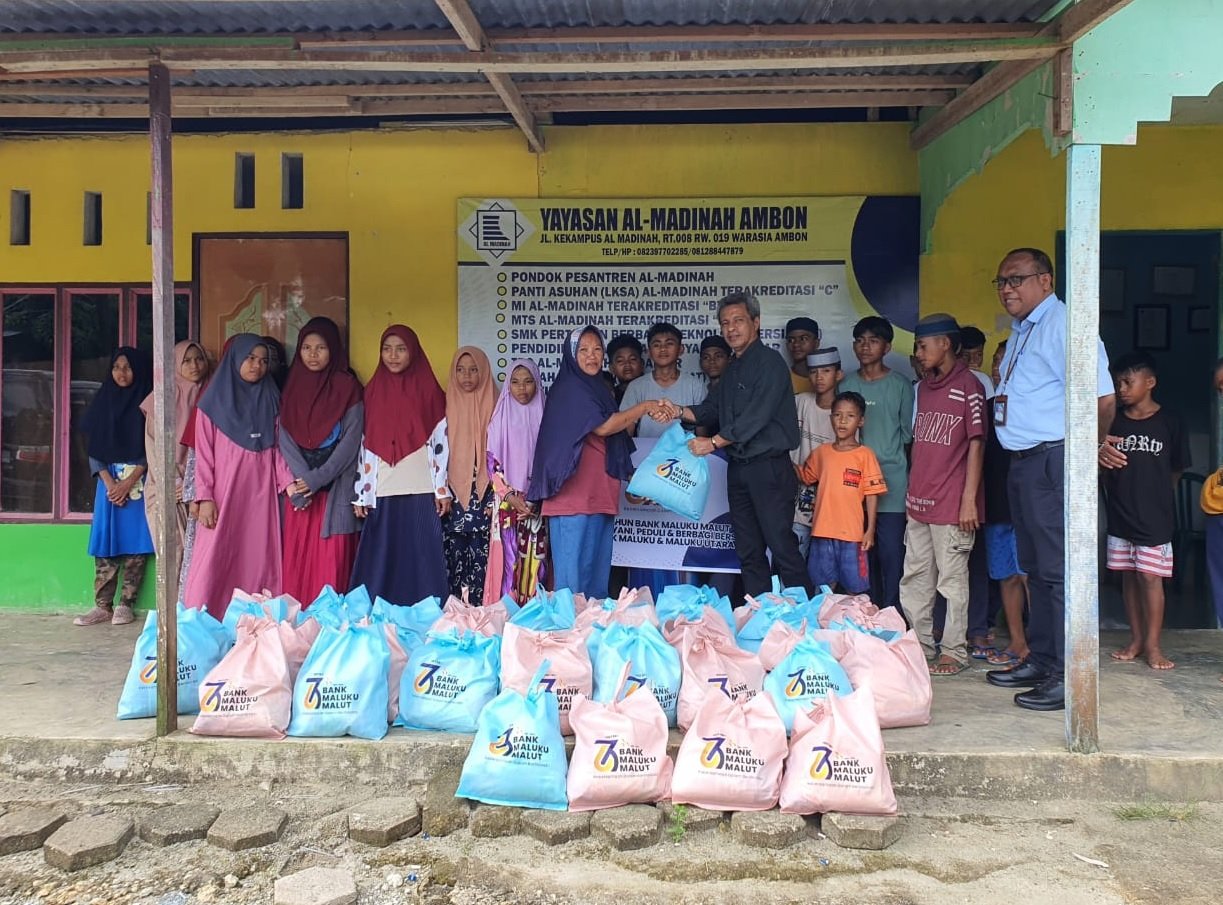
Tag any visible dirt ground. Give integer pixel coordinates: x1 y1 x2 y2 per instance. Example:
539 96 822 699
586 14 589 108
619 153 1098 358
0 775 1219 905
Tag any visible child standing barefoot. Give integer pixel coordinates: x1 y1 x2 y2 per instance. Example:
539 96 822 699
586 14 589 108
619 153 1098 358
1099 352 1188 670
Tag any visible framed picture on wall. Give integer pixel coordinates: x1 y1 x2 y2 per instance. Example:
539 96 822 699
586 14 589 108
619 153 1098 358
1188 306 1213 333
1134 305 1170 350
1152 265 1196 296
1100 268 1125 313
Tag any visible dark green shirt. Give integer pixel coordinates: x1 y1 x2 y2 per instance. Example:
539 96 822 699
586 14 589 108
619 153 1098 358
690 339 799 462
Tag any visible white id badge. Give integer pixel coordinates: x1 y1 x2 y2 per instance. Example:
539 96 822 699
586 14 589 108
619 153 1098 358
994 394 1008 427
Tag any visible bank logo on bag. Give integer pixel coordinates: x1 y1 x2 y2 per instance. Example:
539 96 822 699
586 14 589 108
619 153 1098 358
138 656 200 687
594 737 657 775
807 744 875 786
199 680 258 714
536 674 577 710
707 675 756 701
784 668 836 699
624 674 649 696
484 725 553 763
301 675 361 712
489 727 515 757
413 661 469 699
139 657 157 685
699 735 764 773
654 457 698 492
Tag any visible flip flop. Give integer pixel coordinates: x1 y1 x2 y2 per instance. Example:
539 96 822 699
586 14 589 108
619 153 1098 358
986 648 1024 667
929 657 970 677
970 644 993 660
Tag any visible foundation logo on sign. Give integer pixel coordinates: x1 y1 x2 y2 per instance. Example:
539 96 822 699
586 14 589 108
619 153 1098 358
807 744 875 785
460 200 534 266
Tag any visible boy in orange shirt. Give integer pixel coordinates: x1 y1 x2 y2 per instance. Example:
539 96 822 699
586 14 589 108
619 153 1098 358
796 391 888 594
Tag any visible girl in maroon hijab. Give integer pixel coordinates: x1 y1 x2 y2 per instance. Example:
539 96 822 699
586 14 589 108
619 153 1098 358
279 317 364 604
349 325 450 605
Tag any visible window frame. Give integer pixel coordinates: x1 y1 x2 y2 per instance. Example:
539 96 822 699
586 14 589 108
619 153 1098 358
0 282 195 522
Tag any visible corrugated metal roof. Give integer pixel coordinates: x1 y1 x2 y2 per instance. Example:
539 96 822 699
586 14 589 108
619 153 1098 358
0 0 1064 35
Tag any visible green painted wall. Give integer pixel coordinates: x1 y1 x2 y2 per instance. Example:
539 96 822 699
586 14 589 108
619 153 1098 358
0 524 156 613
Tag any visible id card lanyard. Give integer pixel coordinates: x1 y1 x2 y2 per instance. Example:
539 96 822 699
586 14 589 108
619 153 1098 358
993 322 1035 427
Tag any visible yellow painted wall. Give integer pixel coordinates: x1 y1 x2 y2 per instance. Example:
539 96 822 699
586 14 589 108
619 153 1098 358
0 122 917 382
922 123 1223 343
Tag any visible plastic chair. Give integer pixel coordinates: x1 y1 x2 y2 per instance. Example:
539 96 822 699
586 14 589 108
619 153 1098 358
1173 472 1206 592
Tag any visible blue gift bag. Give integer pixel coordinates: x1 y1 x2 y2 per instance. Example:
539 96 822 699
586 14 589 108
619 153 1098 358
656 584 734 634
398 629 501 733
370 595 443 653
222 592 294 641
455 661 568 810
593 622 682 728
763 635 854 734
117 606 227 719
510 587 577 631
625 422 710 521
286 623 391 740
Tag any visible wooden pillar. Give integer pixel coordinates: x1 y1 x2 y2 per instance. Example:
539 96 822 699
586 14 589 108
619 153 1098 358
149 62 178 736
1063 142 1102 754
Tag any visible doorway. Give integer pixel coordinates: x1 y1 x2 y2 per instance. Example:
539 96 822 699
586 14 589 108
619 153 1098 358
1057 231 1221 629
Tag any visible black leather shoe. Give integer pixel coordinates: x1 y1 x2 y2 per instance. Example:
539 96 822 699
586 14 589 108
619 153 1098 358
1015 678 1065 711
985 662 1049 688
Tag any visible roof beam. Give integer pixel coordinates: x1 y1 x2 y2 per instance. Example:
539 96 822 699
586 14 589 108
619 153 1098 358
910 0 1137 149
0 90 954 120
0 41 1059 76
434 0 544 153
0 73 977 102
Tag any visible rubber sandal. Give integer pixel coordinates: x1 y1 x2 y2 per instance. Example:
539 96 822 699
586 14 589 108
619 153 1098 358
929 657 970 676
987 648 1025 667
73 606 114 627
970 644 993 660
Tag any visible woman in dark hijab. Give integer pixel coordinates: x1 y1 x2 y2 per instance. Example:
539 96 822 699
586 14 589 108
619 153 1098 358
181 334 293 619
278 317 364 604
74 347 155 627
528 325 660 600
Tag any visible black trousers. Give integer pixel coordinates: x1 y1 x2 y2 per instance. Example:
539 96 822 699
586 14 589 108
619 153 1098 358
726 453 811 597
1008 446 1065 678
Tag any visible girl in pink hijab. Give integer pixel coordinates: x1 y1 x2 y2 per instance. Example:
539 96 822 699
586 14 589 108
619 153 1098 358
483 359 548 603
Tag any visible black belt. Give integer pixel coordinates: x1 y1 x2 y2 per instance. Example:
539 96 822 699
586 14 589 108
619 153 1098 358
729 450 789 466
1011 440 1064 460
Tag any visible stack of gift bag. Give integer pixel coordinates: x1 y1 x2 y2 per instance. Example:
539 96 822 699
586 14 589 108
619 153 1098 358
119 577 931 817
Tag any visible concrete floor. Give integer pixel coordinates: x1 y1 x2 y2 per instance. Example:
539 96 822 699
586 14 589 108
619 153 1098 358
3 614 1221 759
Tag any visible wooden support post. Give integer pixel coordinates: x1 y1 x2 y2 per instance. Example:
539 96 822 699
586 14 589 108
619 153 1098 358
1063 143 1102 754
148 61 178 737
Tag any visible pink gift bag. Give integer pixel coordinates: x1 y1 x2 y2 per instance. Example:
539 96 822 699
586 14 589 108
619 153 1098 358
576 586 660 637
671 688 787 812
566 665 673 811
278 617 320 684
662 610 737 649
500 623 592 736
434 593 507 638
779 687 898 816
676 621 764 731
838 630 932 729
816 593 878 628
381 622 409 722
758 621 850 672
191 614 293 739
